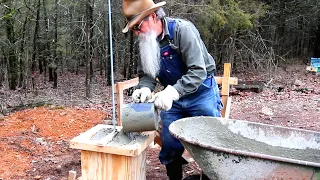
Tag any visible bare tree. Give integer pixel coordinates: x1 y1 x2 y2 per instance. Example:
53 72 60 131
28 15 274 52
51 0 58 88
4 4 18 90
85 0 94 97
31 0 41 74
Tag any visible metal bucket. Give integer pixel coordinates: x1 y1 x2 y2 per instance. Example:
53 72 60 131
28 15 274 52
121 103 158 132
169 117 320 180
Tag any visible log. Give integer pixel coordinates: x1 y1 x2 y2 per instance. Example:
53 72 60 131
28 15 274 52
234 81 265 93
8 100 52 112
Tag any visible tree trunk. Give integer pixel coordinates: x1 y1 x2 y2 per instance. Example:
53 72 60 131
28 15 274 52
276 0 286 56
67 6 73 73
43 0 50 83
5 7 18 90
107 25 111 86
128 31 135 79
85 0 94 97
99 45 103 76
103 11 110 85
0 49 6 87
52 0 58 88
123 33 129 79
86 0 94 83
314 23 320 58
53 70 57 88
18 16 28 88
31 0 41 73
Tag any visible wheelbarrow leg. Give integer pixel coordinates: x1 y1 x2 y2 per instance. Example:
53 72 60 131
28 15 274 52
200 171 210 180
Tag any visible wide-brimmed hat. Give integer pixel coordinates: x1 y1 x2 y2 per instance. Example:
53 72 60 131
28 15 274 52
122 0 166 33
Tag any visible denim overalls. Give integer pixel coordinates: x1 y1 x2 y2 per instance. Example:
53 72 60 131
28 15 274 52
157 19 222 165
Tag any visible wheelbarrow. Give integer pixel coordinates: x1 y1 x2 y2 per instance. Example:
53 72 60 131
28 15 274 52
169 117 320 180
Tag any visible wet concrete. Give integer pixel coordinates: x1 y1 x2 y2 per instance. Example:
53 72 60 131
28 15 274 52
169 117 320 163
91 128 114 140
182 140 320 180
90 127 149 146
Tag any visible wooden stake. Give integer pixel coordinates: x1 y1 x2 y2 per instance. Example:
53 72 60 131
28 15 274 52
221 63 232 118
68 170 76 180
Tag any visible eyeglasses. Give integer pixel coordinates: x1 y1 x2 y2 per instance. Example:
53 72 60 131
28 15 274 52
131 19 145 31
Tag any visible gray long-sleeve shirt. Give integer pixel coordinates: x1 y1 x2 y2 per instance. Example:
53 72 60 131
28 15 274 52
138 17 216 98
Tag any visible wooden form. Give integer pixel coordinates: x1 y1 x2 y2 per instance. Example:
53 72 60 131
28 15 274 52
69 124 155 180
115 78 139 126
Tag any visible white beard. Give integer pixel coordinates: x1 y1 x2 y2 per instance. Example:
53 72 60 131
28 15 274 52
138 30 160 79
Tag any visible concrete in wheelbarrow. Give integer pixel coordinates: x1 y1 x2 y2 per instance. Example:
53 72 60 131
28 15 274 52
169 117 320 180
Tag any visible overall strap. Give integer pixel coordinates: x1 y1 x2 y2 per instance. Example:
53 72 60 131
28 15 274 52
166 19 179 50
167 20 176 40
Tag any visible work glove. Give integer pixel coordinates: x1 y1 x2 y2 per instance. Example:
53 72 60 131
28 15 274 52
132 87 152 103
153 85 180 111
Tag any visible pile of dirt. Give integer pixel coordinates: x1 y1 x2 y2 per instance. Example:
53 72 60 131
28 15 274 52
0 106 106 179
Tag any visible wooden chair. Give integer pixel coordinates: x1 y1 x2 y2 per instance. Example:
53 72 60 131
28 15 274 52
114 63 238 146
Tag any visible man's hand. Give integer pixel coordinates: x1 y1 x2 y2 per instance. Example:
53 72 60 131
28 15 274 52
153 85 179 111
132 87 152 103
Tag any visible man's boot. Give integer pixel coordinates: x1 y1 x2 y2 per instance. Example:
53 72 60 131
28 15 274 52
165 159 183 180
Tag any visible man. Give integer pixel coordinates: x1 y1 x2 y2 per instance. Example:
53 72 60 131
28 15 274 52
122 0 222 179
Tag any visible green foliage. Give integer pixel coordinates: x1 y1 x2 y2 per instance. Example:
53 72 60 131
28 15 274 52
0 7 16 20
0 0 11 4
196 0 266 33
225 6 253 30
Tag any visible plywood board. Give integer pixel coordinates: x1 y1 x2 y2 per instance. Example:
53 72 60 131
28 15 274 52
80 150 146 180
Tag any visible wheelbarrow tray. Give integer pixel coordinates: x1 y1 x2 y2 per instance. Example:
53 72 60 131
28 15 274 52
169 117 320 180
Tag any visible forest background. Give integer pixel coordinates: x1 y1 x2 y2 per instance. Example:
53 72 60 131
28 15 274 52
1 1 320 178
0 0 320 101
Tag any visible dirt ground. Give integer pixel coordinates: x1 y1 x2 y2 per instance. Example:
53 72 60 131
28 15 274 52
0 63 319 179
